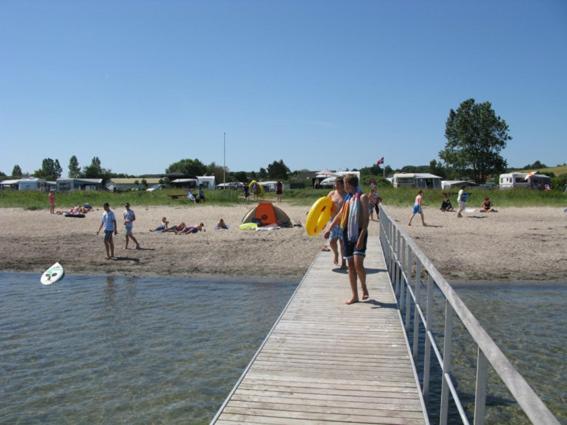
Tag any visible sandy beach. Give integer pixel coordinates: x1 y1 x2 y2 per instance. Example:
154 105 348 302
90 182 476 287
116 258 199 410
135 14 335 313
0 204 565 282
386 206 567 282
0 204 323 280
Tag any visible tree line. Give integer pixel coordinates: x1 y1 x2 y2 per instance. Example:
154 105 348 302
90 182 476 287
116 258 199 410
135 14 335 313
2 99 564 185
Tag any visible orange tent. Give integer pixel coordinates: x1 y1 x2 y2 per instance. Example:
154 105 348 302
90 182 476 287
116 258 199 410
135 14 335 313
241 202 292 227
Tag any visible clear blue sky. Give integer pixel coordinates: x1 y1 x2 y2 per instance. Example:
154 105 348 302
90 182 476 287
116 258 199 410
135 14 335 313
1 0 566 176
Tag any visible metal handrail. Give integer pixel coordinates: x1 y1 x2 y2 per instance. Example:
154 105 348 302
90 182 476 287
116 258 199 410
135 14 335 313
379 205 560 425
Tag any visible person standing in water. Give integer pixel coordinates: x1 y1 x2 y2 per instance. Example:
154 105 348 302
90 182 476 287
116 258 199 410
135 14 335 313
123 202 141 250
96 203 118 260
408 190 427 226
325 174 369 304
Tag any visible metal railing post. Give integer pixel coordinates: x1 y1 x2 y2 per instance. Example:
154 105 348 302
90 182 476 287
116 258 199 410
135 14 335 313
440 301 454 425
423 274 433 401
412 260 421 359
404 272 411 330
474 348 488 425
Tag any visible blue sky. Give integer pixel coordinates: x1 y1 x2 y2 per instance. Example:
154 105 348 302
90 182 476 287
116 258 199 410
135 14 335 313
1 0 566 176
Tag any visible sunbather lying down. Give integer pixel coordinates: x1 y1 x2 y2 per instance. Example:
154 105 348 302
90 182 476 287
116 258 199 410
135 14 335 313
162 222 186 233
176 223 205 234
150 217 169 232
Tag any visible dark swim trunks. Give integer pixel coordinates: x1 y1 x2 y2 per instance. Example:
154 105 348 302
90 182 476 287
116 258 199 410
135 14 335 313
343 229 368 259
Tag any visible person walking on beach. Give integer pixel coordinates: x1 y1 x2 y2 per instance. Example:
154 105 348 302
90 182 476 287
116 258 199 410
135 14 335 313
275 180 283 202
408 190 427 226
457 185 468 218
123 202 141 250
324 174 370 304
48 190 55 214
96 203 118 260
327 176 347 269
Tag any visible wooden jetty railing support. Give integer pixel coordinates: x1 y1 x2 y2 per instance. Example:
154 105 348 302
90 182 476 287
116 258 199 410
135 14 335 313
379 205 560 425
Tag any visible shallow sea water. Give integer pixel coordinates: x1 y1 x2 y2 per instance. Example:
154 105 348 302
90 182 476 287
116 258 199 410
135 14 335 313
414 282 567 425
0 273 296 425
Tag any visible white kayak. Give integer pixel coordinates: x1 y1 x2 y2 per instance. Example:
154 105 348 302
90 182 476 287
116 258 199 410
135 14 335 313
41 262 65 285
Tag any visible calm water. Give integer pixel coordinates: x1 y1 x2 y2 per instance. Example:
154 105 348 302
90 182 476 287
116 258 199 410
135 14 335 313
0 273 296 425
454 283 567 425
413 282 567 425
1 274 565 425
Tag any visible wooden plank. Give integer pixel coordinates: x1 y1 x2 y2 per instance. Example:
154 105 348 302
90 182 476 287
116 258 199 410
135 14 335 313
212 234 428 424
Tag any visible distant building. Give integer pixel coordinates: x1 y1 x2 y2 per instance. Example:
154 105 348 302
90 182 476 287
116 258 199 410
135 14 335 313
0 178 50 191
107 178 161 192
392 173 442 189
499 172 551 190
56 178 104 192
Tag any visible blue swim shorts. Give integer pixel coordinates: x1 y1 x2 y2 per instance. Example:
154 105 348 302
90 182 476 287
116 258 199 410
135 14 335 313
104 230 114 242
124 224 133 235
412 204 422 214
330 224 343 240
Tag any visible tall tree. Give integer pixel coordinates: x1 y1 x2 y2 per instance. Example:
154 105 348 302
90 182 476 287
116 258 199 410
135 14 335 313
82 156 104 178
68 155 81 178
206 162 228 184
440 98 510 183
165 158 207 177
267 160 290 180
12 165 23 177
34 158 62 180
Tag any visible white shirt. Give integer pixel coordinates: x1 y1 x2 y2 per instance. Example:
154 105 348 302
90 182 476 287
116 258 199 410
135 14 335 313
101 210 116 231
123 209 135 225
457 189 464 203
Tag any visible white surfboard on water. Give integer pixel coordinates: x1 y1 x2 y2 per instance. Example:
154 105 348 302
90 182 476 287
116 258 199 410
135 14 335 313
41 262 64 285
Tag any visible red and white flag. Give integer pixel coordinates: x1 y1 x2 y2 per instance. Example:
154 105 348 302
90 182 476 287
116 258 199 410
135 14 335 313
376 157 384 166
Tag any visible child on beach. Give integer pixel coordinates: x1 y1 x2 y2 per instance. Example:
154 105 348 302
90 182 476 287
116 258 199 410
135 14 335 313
479 197 497 213
150 217 169 232
324 174 370 305
440 193 454 212
123 203 141 249
215 218 228 230
96 203 118 260
48 191 55 214
408 190 427 226
457 186 468 218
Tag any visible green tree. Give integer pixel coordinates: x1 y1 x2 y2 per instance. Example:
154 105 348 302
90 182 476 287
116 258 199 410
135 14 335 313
440 98 510 183
82 156 110 178
266 160 290 180
34 158 63 180
68 155 81 178
258 167 268 179
232 171 248 182
12 165 23 177
165 158 207 177
206 162 227 184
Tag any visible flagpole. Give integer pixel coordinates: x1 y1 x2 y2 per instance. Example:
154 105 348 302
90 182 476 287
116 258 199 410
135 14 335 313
223 132 226 184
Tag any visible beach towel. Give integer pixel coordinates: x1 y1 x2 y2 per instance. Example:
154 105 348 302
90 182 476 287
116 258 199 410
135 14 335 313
346 193 361 242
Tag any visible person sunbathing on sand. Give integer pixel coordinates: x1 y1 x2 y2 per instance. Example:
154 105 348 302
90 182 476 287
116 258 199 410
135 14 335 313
479 197 498 213
150 217 169 232
215 218 228 230
162 222 186 233
176 223 205 234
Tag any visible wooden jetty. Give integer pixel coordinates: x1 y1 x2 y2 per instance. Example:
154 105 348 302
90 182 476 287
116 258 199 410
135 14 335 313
212 235 428 424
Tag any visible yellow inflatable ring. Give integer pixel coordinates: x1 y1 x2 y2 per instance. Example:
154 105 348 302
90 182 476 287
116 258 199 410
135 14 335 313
305 196 334 236
248 180 264 195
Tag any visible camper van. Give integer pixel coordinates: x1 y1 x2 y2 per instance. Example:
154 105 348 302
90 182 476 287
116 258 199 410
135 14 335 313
499 173 551 190
392 173 442 189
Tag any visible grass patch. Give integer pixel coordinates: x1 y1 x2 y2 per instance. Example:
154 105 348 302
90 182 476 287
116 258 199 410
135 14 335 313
0 186 565 210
